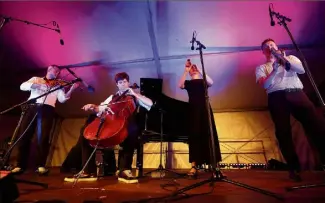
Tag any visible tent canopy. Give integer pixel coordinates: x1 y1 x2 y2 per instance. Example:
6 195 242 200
1 1 325 117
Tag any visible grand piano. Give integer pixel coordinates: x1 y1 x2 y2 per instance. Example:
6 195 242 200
135 93 190 176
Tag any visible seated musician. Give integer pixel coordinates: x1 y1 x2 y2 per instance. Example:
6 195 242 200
178 59 223 179
64 72 153 184
60 113 117 176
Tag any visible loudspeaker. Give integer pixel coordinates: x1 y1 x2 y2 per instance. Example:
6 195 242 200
0 171 19 203
267 159 288 170
140 78 163 101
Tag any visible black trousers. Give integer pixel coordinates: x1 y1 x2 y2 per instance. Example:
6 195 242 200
80 115 138 174
15 104 55 169
268 89 325 171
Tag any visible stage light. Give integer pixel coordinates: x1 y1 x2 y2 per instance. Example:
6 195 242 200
248 163 266 169
226 163 267 169
229 163 247 169
219 163 228 168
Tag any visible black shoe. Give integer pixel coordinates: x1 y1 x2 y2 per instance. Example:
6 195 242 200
289 171 302 182
35 167 49 176
118 170 138 184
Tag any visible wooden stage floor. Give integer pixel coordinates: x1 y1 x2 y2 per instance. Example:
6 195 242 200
10 168 325 203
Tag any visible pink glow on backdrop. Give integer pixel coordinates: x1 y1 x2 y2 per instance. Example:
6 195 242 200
1 1 324 117
1 2 95 66
1 1 152 67
157 1 320 56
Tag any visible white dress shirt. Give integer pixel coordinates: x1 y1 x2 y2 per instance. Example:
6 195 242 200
255 55 305 94
97 91 151 116
20 77 70 107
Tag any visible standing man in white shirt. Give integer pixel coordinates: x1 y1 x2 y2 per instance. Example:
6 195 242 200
64 72 153 184
255 38 325 181
11 65 79 175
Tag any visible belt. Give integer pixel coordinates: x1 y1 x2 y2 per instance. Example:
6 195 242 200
28 103 43 106
28 103 54 108
283 88 302 92
269 88 303 95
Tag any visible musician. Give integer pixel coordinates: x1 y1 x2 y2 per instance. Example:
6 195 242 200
178 59 222 179
60 113 117 176
255 38 325 181
11 65 79 175
64 72 153 184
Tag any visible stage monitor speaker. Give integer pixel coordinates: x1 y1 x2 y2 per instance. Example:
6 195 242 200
140 78 163 101
267 159 288 170
0 171 19 203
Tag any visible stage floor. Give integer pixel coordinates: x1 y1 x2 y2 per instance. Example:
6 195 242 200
12 168 325 203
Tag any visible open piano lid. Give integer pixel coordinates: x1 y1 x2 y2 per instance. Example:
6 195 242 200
137 94 189 143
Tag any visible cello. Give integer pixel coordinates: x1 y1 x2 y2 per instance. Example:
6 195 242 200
83 83 139 148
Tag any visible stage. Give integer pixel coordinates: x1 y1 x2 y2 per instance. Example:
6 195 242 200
7 168 325 203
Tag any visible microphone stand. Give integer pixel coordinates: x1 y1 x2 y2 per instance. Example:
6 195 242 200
271 11 325 107
0 16 10 31
0 105 28 170
72 115 105 188
156 35 283 202
269 10 325 192
0 14 61 37
143 106 184 179
0 78 80 189
0 79 80 116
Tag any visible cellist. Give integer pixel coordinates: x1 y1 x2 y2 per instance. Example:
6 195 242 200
64 72 153 184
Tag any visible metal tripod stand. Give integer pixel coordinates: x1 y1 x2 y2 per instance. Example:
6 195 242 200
157 32 283 202
144 108 183 178
0 80 78 189
0 106 26 170
0 105 49 189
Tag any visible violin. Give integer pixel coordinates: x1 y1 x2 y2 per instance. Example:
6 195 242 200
43 78 72 87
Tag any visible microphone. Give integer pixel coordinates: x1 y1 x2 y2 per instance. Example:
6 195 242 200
186 59 192 68
270 48 291 71
269 4 275 26
60 38 64 46
64 67 95 92
190 31 196 50
56 24 64 45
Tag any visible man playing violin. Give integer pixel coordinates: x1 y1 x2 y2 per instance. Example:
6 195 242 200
10 65 79 175
64 72 152 184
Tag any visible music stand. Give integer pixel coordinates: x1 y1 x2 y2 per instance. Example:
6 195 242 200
143 106 184 178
